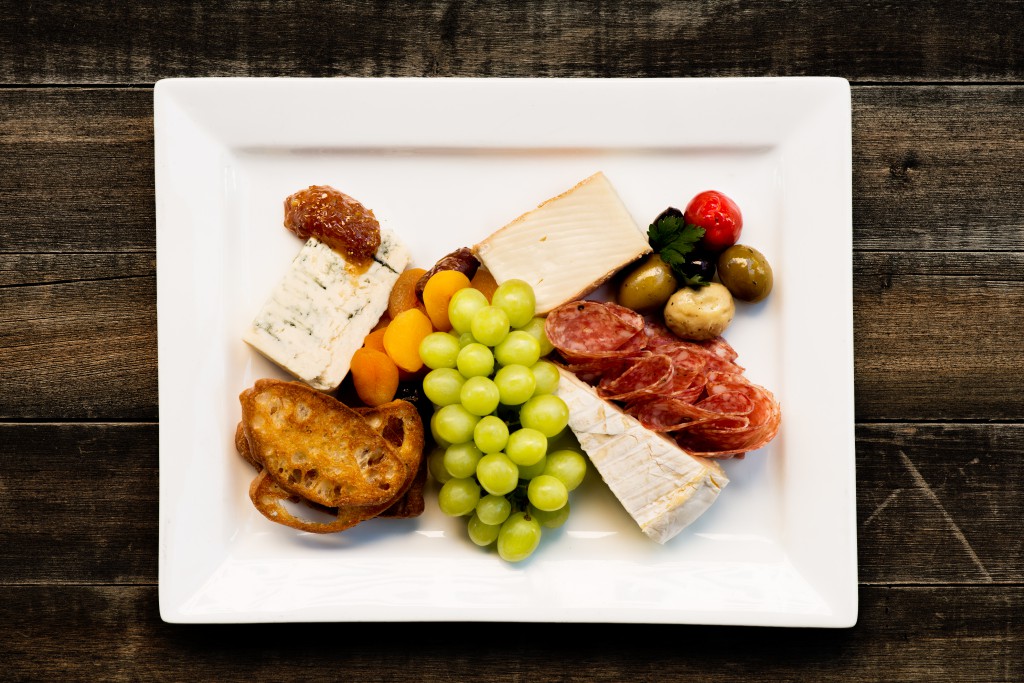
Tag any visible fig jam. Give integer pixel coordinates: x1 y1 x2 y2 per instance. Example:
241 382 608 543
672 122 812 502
283 185 381 264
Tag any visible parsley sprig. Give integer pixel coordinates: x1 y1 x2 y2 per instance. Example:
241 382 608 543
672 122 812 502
647 214 711 288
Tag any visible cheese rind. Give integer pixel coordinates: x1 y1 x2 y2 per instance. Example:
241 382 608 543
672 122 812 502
555 367 728 544
243 230 409 391
473 172 651 314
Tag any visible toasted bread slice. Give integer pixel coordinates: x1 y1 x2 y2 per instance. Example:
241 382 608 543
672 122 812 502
355 401 427 519
238 391 427 532
248 469 392 533
239 379 408 508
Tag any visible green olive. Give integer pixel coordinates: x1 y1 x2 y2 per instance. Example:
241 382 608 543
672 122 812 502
617 254 679 313
717 245 773 303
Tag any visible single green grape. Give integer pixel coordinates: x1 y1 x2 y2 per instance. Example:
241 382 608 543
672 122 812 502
422 368 465 406
519 394 569 437
444 442 484 479
457 331 477 348
497 511 542 562
449 288 489 335
494 330 541 368
505 427 548 467
516 316 555 356
470 305 511 347
438 477 481 516
516 454 547 480
530 360 561 395
527 474 569 512
456 342 495 378
467 513 501 546
459 375 501 417
529 502 570 529
430 412 451 449
476 452 519 496
426 446 451 484
473 415 510 454
491 279 536 328
475 494 512 526
419 331 461 370
493 364 536 406
433 403 479 445
543 449 587 491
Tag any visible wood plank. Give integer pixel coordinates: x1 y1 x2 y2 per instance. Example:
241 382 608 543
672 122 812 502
0 585 1020 681
854 86 1024 252
856 424 1024 584
0 88 154 252
0 265 156 420
1 423 1019 586
0 424 157 584
2 2 1023 84
854 250 1024 420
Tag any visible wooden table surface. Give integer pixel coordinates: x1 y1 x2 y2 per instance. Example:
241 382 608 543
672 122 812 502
2 2 1022 680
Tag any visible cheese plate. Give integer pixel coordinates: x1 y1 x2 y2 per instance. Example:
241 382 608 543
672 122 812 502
155 77 856 626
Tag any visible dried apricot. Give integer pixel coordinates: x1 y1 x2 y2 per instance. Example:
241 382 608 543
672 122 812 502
388 267 428 320
471 267 498 302
350 347 400 407
383 308 434 372
423 270 472 331
363 327 388 354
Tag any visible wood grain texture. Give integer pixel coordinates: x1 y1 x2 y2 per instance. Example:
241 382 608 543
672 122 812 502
854 86 1024 252
0 260 156 420
856 424 1024 584
0 424 157 584
0 585 1019 681
1 423 1019 587
3 1 1024 84
0 88 154 252
854 251 1024 420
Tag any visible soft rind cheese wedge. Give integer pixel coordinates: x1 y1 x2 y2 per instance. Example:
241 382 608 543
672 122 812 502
473 172 651 314
555 367 728 544
243 230 409 392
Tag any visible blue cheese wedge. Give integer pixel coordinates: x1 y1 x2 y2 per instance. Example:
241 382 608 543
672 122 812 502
473 172 651 314
555 367 728 544
243 230 409 392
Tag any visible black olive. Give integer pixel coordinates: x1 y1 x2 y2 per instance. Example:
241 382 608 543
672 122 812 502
654 206 684 224
679 250 717 282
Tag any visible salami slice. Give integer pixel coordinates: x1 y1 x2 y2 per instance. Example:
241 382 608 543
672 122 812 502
545 300 647 361
597 353 674 402
626 396 721 432
678 383 781 457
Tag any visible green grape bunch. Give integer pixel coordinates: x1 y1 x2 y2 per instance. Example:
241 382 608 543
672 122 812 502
418 278 588 563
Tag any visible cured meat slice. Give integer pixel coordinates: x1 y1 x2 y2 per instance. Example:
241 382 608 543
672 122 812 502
626 396 727 432
597 353 674 402
678 383 781 457
545 300 647 361
695 335 739 362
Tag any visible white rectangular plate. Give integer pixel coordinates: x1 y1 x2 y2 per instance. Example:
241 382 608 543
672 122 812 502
155 77 856 626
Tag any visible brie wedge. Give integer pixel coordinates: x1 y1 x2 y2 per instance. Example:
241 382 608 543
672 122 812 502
243 230 409 392
473 172 651 314
555 367 728 544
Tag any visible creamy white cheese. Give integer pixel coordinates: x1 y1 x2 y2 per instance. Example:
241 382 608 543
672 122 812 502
243 230 409 391
473 172 651 314
555 367 728 544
